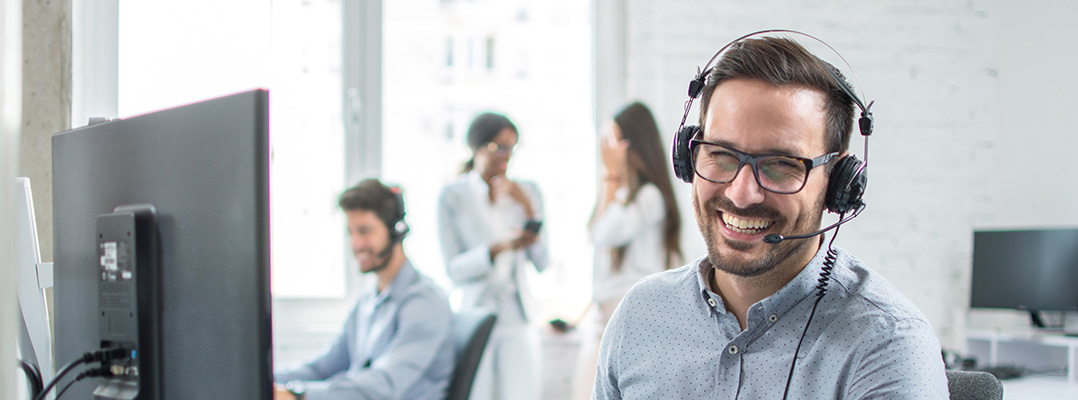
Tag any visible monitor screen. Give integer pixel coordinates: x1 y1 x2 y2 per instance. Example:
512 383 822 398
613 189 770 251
970 228 1078 313
52 89 272 398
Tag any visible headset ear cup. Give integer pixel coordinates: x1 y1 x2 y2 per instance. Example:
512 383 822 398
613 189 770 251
388 187 409 242
825 156 866 214
393 220 410 242
672 125 699 183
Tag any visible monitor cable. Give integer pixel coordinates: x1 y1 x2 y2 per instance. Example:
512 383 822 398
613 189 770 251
18 358 44 399
54 366 112 400
34 348 130 400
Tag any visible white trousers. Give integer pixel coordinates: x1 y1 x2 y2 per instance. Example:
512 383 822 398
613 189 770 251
469 317 542 400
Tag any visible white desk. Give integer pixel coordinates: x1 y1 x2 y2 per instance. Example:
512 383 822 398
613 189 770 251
998 375 1078 399
966 329 1077 383
966 330 1078 399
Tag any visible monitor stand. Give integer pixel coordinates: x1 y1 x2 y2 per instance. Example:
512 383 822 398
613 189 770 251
1028 309 1065 331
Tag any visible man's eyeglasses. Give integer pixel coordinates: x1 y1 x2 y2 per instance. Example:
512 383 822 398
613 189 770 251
484 142 515 156
690 139 838 194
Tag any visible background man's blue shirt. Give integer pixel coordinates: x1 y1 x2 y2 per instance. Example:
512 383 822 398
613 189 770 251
275 261 455 400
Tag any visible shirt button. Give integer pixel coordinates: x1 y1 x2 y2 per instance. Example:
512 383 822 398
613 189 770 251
769 314 778 323
728 345 739 354
708 298 717 307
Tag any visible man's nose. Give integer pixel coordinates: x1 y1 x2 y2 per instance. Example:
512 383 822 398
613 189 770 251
724 164 766 208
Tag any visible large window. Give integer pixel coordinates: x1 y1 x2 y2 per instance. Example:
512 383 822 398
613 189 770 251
99 0 596 320
78 0 599 367
117 0 347 298
383 0 596 319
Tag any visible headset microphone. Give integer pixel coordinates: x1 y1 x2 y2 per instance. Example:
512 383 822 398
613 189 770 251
762 205 864 244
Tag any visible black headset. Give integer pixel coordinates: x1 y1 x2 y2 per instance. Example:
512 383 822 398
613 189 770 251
671 29 873 215
387 186 410 243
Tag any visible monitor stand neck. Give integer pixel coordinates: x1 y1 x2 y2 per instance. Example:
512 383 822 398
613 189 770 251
1028 309 1065 331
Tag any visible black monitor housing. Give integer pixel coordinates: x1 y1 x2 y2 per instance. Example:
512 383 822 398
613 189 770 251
970 228 1078 330
52 89 273 398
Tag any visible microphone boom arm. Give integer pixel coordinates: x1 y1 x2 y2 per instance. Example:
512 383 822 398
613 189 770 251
763 204 865 244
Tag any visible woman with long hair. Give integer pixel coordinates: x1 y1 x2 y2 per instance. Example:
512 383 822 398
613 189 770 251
437 112 547 400
573 101 682 399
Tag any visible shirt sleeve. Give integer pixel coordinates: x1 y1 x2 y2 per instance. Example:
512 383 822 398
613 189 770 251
846 318 949 400
274 307 358 383
590 184 665 248
301 291 455 400
438 185 494 285
593 294 627 400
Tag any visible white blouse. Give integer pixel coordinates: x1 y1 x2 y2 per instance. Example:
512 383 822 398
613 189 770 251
590 183 670 303
437 172 548 323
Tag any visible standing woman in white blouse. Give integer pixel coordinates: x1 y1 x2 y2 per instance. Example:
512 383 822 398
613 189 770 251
437 112 548 400
573 102 682 399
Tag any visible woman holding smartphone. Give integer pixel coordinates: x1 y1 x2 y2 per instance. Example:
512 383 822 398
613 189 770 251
572 101 682 399
437 112 547 400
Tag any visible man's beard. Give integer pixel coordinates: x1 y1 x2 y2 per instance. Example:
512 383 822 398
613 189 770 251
359 241 395 274
693 191 824 278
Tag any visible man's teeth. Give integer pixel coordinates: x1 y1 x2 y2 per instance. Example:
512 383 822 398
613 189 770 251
721 213 772 234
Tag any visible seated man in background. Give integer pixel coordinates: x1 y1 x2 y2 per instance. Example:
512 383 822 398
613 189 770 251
275 179 455 400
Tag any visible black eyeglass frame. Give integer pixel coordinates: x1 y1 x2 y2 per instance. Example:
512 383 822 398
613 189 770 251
689 138 839 194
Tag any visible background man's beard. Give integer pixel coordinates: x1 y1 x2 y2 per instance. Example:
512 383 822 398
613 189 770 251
359 241 395 274
693 193 823 278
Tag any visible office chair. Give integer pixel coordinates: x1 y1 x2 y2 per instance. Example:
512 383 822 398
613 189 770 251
945 370 1004 400
446 310 497 400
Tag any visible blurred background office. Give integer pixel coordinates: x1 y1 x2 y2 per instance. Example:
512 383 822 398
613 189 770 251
5 0 1078 399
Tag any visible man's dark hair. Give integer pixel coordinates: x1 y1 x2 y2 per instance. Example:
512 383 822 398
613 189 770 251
338 179 403 232
699 36 856 155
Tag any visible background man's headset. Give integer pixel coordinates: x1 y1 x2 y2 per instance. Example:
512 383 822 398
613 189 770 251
669 29 875 399
376 186 411 261
388 186 410 242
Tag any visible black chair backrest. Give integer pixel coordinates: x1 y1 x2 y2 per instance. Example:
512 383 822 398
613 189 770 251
945 370 1004 400
446 310 497 400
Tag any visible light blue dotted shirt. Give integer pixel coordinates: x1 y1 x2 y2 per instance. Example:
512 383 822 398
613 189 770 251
593 245 948 399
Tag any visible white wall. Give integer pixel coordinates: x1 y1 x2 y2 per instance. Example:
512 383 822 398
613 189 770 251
613 0 1052 349
993 0 1078 226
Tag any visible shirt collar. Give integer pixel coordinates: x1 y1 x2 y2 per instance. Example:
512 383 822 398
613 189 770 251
373 259 418 306
466 170 489 198
694 244 832 320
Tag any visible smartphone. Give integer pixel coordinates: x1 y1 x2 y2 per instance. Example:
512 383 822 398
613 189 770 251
523 219 543 234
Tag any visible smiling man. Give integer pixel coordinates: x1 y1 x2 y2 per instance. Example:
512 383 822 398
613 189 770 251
274 179 455 400
592 36 948 399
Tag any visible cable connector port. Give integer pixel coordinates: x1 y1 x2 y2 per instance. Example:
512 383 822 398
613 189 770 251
86 347 132 364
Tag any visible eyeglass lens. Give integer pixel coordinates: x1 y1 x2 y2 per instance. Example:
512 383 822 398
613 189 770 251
692 143 809 193
485 142 514 155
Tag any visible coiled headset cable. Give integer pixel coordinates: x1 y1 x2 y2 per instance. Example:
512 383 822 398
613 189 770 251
781 221 842 400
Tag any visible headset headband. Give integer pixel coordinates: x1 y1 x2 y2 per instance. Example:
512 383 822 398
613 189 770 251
679 29 874 138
